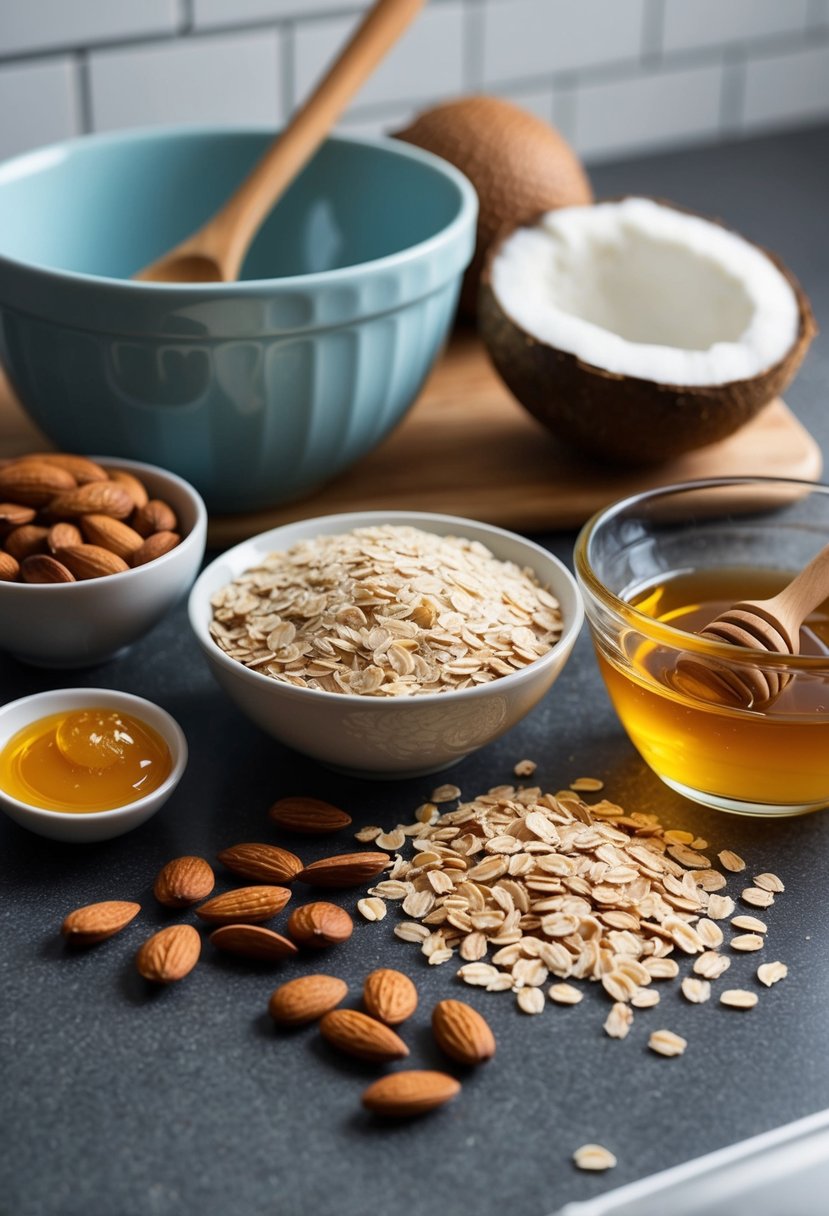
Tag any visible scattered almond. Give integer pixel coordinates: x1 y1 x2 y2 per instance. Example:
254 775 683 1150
57 544 129 580
319 1009 409 1062
136 924 201 983
287 902 353 948
153 856 215 907
20 554 75 584
210 924 298 962
361 1070 460 1118
363 969 418 1025
217 843 303 884
268 796 352 834
195 885 291 925
432 998 496 1064
297 852 389 889
269 974 348 1025
61 900 140 944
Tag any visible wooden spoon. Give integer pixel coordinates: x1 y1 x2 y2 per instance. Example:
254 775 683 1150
673 541 829 708
136 0 425 284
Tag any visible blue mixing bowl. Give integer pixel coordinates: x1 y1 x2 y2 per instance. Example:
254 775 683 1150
0 127 476 513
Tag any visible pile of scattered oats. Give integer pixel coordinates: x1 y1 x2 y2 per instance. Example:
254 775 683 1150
209 526 562 696
356 772 788 1050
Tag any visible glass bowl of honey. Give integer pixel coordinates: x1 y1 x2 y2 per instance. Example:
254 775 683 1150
575 477 829 817
0 688 188 840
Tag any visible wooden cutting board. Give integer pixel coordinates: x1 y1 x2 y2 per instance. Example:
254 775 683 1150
0 331 821 546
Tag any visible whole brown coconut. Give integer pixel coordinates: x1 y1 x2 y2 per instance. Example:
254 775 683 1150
394 95 592 318
478 204 817 466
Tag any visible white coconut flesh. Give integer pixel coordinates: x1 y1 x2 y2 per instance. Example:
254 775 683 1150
490 197 801 386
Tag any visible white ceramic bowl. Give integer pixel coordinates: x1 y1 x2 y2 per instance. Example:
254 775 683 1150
0 456 207 667
188 511 584 778
0 688 188 841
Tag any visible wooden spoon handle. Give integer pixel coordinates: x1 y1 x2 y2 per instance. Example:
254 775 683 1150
204 0 426 278
761 540 829 624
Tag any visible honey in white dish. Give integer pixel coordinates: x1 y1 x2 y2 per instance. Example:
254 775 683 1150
0 708 171 813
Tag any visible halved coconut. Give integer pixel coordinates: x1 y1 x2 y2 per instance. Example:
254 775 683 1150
478 197 816 464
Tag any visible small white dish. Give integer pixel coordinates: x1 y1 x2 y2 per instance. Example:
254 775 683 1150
188 510 584 778
0 688 188 841
0 455 207 668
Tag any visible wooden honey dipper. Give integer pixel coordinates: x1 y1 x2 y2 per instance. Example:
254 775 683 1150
673 541 829 708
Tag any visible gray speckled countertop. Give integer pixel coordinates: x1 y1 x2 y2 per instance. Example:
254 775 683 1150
2 125 829 1216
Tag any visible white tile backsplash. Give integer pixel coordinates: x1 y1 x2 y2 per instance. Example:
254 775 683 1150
741 42 829 130
89 30 282 132
193 0 363 26
573 62 724 161
0 0 178 58
293 2 464 111
662 0 811 53
0 0 826 167
0 58 79 160
481 0 647 84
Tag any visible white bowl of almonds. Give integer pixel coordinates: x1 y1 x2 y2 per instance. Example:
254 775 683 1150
0 453 207 667
188 511 583 777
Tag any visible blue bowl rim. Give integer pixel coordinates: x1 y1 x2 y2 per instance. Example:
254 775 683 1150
0 124 479 295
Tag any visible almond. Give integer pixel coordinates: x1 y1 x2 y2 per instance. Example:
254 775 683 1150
108 468 149 507
47 521 83 553
48 481 134 520
432 999 496 1065
20 554 76 584
61 900 140 944
0 502 35 530
5 524 49 561
0 459 75 506
217 843 303 884
136 923 201 983
268 974 348 1025
30 453 108 483
297 852 388 889
363 969 419 1025
268 796 352 834
133 498 178 537
210 924 299 962
56 544 129 580
80 513 144 560
287 901 353 948
153 856 215 908
319 1009 409 1062
195 885 291 925
130 530 180 567
361 1071 461 1118
0 551 20 581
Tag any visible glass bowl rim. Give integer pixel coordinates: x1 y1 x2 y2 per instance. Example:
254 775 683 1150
574 475 829 673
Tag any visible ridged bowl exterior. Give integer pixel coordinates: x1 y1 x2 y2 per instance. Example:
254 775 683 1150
0 129 477 513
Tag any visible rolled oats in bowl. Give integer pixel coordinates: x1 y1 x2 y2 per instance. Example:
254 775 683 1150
208 525 563 697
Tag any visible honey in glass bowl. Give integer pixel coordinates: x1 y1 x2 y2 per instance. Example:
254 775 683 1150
575 476 829 819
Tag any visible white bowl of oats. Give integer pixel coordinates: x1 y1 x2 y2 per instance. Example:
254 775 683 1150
188 511 583 777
